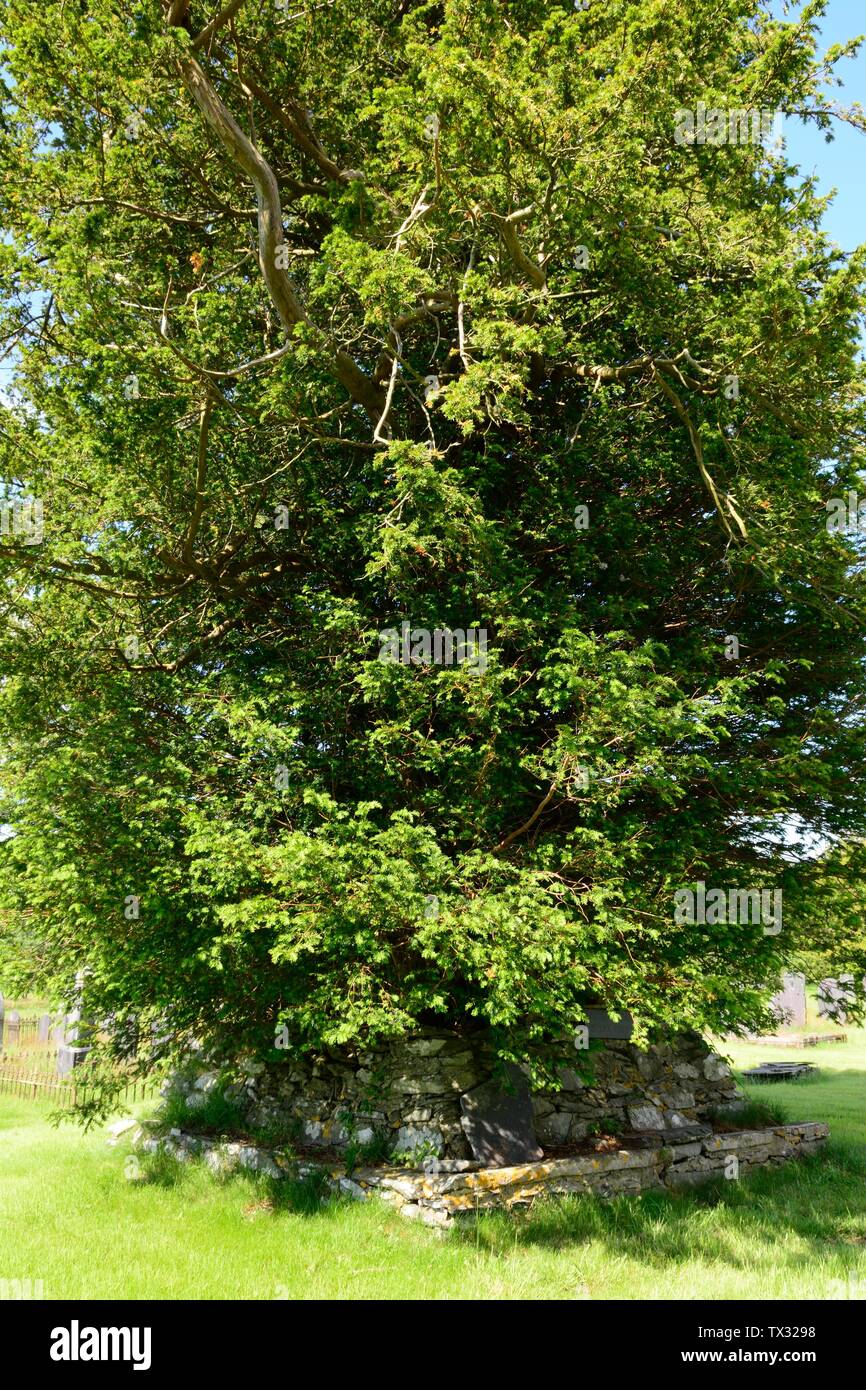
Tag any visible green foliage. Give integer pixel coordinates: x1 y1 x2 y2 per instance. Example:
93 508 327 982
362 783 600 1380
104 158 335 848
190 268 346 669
707 1097 788 1129
155 1087 247 1139
0 0 865 1093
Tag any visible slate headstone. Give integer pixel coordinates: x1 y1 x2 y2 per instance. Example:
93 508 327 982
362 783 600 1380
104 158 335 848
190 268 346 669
817 976 856 1024
770 971 807 1030
460 1063 544 1167
5 1010 20 1047
584 1007 634 1041
37 1013 51 1045
56 1043 91 1077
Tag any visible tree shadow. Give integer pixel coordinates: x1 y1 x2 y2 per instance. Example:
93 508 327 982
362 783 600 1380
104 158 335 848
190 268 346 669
449 1145 866 1285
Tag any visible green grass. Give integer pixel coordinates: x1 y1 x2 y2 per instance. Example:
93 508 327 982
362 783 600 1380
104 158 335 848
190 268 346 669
723 1028 866 1156
1 1033 865 1300
2 996 51 1021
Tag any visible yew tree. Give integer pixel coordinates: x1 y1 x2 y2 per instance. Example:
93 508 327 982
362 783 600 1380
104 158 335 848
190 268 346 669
1 0 865 1088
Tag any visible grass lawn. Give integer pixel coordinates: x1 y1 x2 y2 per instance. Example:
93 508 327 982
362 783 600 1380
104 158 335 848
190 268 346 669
1 1032 865 1300
2 996 51 1022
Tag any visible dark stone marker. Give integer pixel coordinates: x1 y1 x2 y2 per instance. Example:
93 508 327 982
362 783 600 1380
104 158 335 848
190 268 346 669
770 972 807 1030
584 1007 634 1040
56 1045 91 1077
460 1063 544 1167
816 976 855 1024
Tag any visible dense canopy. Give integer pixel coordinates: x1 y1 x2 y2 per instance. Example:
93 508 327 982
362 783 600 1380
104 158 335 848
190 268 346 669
1 0 865 1092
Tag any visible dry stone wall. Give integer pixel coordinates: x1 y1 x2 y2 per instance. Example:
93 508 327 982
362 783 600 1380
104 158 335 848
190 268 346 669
140 1121 829 1228
179 1029 744 1160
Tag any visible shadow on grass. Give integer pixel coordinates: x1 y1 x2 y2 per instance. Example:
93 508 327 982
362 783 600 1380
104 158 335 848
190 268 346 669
449 1145 866 1281
132 1066 866 1278
135 1144 351 1217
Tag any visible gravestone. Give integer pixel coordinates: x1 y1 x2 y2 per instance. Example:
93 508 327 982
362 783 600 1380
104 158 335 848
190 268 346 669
770 971 807 1030
56 971 92 1077
5 1010 20 1047
817 976 856 1024
460 1063 544 1166
584 1007 634 1041
37 1014 51 1045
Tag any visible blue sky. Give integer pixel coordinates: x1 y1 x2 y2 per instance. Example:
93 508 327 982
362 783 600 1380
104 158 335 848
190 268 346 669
773 0 865 254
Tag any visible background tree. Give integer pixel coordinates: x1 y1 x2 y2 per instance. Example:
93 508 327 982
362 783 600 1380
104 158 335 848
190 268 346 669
0 0 865 1097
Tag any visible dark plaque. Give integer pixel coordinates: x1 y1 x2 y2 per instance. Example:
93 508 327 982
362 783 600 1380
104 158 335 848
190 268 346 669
585 1007 634 1040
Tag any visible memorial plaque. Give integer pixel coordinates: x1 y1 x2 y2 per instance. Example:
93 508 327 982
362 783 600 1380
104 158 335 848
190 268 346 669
770 971 807 1030
460 1063 544 1167
584 1007 634 1040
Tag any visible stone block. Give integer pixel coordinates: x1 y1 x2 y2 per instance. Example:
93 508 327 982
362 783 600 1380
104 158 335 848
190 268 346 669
558 1067 586 1092
392 1125 443 1156
404 1038 448 1057
627 1103 665 1130
703 1055 732 1081
536 1112 572 1144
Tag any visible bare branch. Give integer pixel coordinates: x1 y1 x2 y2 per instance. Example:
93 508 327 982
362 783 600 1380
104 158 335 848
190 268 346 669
653 368 746 542
183 393 215 564
493 206 546 289
169 40 385 421
192 0 246 52
493 782 559 854
241 67 359 186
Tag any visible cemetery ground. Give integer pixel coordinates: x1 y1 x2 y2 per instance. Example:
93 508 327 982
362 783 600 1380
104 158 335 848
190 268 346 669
1 1031 865 1300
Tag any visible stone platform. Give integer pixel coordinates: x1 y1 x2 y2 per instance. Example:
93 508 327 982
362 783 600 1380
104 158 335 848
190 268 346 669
139 1120 829 1228
743 1062 817 1082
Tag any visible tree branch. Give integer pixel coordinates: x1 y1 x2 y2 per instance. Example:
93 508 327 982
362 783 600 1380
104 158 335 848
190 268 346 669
652 368 746 542
169 37 385 421
241 66 361 186
191 0 246 53
493 782 559 854
494 206 546 289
